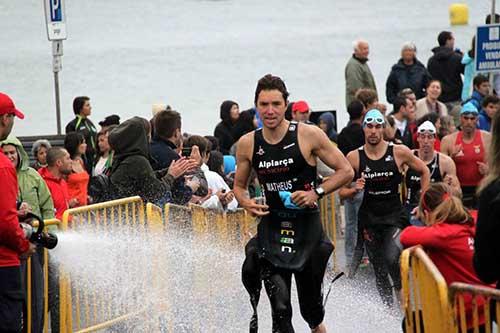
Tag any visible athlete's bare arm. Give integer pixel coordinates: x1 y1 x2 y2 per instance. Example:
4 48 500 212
478 131 492 175
341 149 365 197
395 145 430 191
233 133 269 216
291 125 354 207
439 153 462 196
440 132 459 157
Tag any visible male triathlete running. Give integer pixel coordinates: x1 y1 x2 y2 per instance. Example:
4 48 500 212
346 109 430 307
234 74 353 333
404 120 461 225
441 102 491 208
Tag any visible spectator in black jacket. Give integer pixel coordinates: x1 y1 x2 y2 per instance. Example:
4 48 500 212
214 100 239 155
474 109 500 290
337 100 365 156
150 110 183 170
386 42 431 103
65 96 97 175
427 31 465 106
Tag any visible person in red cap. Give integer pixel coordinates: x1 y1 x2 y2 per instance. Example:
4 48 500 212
291 100 313 124
0 92 36 332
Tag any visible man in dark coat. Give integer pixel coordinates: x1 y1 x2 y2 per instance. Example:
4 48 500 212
386 42 431 103
427 31 465 105
65 96 97 174
150 110 183 170
214 100 239 155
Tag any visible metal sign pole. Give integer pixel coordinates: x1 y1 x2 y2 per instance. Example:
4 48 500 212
44 0 67 135
53 41 62 134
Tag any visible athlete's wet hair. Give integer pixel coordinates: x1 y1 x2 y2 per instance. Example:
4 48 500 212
46 147 67 167
473 74 489 89
419 183 471 226
254 74 289 105
64 132 85 159
73 96 90 115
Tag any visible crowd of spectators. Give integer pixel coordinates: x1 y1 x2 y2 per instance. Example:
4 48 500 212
1 23 500 332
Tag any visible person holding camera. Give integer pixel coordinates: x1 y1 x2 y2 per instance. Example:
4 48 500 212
0 93 36 332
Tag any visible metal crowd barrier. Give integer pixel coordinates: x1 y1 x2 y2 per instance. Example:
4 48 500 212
401 246 456 332
59 196 148 333
25 218 60 333
319 192 339 270
449 283 500 333
25 193 338 332
402 246 500 332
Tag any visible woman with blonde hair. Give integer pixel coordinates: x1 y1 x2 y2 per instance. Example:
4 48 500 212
400 182 494 331
474 109 500 291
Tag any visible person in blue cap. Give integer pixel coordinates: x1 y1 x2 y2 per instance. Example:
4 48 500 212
234 74 353 333
346 109 430 307
441 102 491 208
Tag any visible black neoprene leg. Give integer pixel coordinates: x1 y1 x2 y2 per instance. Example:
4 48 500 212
261 261 294 333
241 238 262 333
364 227 395 307
382 227 403 291
364 225 403 306
295 240 333 329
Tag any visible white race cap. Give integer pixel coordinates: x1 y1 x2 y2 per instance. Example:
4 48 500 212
417 120 436 134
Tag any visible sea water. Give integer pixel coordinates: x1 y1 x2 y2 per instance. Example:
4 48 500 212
1 0 489 136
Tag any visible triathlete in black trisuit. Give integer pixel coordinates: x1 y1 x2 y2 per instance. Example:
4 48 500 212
346 109 430 307
404 121 460 225
234 74 353 333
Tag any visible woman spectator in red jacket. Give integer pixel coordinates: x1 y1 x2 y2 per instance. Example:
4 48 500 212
400 182 494 331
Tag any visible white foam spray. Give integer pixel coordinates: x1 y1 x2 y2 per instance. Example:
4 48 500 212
50 223 402 332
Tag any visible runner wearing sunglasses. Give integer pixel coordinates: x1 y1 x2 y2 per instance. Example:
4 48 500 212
404 121 461 225
441 102 491 208
346 109 430 307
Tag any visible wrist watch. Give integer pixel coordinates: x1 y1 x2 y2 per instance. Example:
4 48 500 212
314 186 325 199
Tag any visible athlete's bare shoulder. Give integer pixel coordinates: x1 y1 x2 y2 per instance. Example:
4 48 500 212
480 129 492 140
393 142 412 155
438 151 454 164
297 122 329 146
236 131 255 160
441 131 458 144
346 147 360 172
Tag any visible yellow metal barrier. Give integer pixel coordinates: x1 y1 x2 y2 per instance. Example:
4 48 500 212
30 194 334 332
24 218 60 333
60 196 146 333
401 246 456 333
319 192 338 270
449 283 500 333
